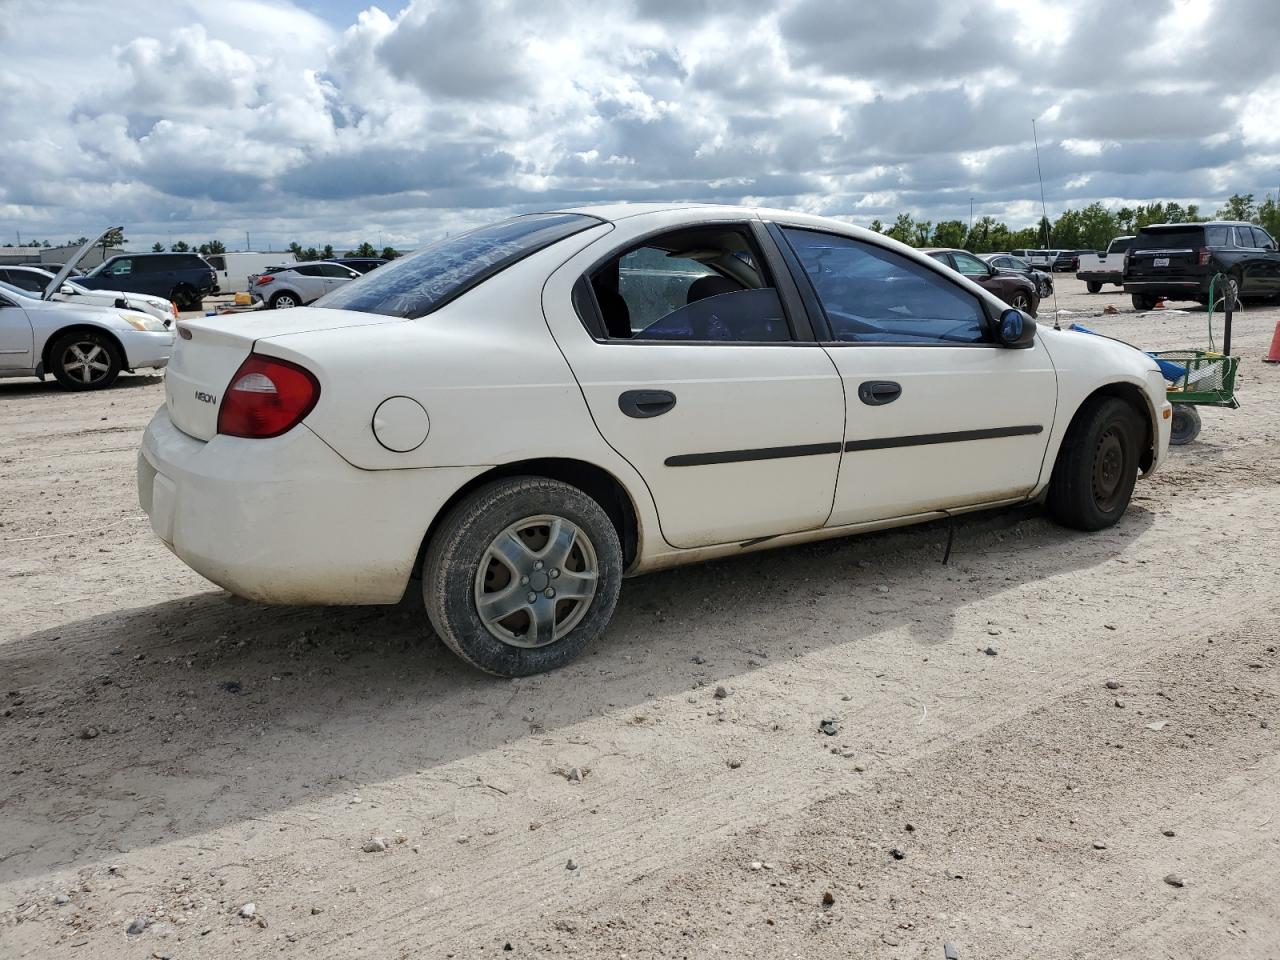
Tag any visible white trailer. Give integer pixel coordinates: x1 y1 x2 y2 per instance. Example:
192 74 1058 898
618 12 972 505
205 252 297 294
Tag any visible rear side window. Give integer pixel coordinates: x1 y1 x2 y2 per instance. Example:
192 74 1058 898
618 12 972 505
317 213 600 318
584 224 790 343
1134 227 1205 250
783 228 988 345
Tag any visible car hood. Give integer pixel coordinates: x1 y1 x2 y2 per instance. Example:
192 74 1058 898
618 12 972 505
43 228 119 300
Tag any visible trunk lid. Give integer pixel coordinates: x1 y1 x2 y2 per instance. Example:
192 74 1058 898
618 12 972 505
1126 227 1205 279
165 307 405 440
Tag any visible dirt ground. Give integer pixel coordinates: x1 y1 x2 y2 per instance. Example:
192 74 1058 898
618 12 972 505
3 277 1279 959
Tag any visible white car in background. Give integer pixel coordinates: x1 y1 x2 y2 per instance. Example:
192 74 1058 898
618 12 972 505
139 203 1171 677
1 279 174 389
0 265 178 325
249 261 361 308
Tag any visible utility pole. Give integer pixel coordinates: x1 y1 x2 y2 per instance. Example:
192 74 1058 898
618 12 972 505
246 231 251 252
969 197 974 234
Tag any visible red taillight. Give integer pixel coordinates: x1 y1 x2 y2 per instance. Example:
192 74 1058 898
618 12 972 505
255 274 274 286
1197 247 1210 266
216 354 320 439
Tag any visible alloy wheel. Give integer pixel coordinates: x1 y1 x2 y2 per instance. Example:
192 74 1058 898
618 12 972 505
473 515 599 648
61 341 112 385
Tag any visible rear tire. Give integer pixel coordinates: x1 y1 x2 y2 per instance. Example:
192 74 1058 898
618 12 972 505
48 329 122 391
423 477 623 677
1047 396 1143 531
1086 280 1102 294
1131 293 1156 311
1169 404 1202 445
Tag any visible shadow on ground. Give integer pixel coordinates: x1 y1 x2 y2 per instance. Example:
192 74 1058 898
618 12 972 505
0 503 1153 883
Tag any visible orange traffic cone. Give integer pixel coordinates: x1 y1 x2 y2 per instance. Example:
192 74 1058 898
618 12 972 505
1265 320 1280 363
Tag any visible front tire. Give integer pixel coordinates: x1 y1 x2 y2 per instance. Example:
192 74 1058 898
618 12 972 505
1086 280 1102 294
423 477 623 677
269 291 299 309
1008 291 1031 311
48 330 122 391
1047 396 1144 531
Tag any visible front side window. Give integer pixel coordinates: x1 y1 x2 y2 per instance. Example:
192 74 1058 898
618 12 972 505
783 228 988 345
585 224 790 342
950 251 991 278
317 213 599 318
106 258 133 277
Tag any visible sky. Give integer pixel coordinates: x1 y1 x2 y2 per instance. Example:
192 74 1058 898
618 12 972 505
1 0 1278 252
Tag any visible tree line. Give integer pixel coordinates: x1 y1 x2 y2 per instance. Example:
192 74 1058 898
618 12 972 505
7 193 1277 256
143 239 401 260
869 193 1279 253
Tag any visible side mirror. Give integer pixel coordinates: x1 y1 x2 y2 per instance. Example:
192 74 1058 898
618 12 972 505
995 307 1036 349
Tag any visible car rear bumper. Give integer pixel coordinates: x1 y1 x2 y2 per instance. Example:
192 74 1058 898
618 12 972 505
138 406 484 605
1124 277 1211 298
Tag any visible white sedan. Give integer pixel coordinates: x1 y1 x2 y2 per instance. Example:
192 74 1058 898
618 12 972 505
139 204 1171 676
0 265 178 325
1 281 174 389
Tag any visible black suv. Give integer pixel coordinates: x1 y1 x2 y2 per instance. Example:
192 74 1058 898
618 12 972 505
1123 221 1280 310
76 252 218 310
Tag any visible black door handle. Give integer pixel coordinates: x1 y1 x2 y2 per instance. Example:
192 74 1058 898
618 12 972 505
619 389 677 419
858 380 902 406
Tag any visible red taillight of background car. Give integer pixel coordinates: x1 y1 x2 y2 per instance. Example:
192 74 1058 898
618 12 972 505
255 274 274 286
1197 247 1210 266
216 354 320 439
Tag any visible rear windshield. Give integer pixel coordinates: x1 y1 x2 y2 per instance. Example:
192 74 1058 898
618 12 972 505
316 213 601 318
1132 227 1205 250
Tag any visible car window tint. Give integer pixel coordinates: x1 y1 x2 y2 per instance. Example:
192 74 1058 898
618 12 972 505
951 251 990 277
782 228 988 345
1258 228 1276 249
587 224 790 343
207 255 225 269
1236 226 1258 248
317 213 598 318
7 271 45 292
108 259 133 276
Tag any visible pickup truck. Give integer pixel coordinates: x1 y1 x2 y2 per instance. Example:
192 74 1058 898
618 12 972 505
1076 236 1134 293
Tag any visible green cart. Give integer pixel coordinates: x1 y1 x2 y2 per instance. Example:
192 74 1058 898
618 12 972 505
1148 350 1240 445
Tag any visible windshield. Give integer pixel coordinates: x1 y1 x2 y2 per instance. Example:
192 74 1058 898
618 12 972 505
315 213 601 318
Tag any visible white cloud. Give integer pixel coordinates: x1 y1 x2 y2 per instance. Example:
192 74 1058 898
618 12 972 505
0 0 1276 251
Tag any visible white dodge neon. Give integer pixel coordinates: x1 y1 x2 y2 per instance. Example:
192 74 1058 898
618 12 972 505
139 204 1172 676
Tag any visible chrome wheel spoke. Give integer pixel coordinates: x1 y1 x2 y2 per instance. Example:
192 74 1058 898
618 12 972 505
555 569 596 601
492 532 538 577
541 518 577 570
528 597 557 646
478 584 528 623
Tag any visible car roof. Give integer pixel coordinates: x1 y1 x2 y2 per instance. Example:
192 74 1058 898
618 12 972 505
3 264 55 275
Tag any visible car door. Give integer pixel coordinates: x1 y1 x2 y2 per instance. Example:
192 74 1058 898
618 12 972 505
1236 226 1279 296
543 219 845 549
0 292 35 370
1253 226 1280 295
774 225 1057 526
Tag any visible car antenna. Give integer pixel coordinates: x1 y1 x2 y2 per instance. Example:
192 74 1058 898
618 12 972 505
1032 118 1062 330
